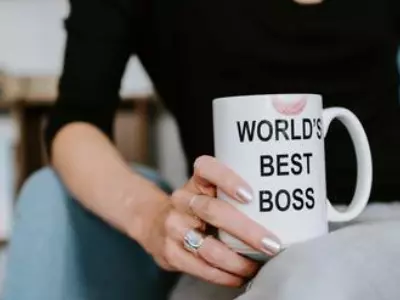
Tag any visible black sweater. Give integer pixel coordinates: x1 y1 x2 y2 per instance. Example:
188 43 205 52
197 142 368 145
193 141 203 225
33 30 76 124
46 0 400 203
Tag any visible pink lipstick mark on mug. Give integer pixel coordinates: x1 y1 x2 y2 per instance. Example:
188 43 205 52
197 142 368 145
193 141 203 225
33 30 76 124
272 96 308 116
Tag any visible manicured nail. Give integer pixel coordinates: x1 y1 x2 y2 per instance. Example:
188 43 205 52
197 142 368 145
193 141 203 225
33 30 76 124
236 187 253 203
261 237 282 255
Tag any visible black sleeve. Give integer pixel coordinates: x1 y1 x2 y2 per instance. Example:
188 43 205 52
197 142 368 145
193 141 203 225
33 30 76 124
45 0 139 155
393 1 400 38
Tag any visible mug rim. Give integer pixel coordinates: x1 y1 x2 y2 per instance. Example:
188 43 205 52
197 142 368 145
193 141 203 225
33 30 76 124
213 93 322 105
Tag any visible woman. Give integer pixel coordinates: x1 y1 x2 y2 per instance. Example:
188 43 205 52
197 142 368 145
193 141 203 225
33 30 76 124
4 0 400 299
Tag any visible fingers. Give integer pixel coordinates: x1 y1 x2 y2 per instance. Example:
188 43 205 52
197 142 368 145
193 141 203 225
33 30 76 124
187 155 253 204
165 239 243 287
172 190 202 215
166 210 258 278
165 211 205 241
172 190 281 256
198 236 259 278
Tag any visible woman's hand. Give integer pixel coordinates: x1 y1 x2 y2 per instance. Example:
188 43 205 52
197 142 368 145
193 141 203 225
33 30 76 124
136 156 281 287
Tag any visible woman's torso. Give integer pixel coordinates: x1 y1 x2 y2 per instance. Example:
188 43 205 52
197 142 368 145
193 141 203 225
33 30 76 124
136 0 400 202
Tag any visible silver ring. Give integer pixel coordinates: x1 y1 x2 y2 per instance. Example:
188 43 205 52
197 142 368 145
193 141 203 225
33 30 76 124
183 229 205 254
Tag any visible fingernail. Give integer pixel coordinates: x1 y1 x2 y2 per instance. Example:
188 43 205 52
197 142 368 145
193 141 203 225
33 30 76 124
236 187 253 203
261 237 282 255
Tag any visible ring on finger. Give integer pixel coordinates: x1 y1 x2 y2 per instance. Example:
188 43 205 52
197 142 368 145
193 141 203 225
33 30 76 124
183 229 205 255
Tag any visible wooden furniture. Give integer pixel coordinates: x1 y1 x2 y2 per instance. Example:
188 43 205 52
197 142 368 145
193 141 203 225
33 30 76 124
0 77 156 193
0 76 158 249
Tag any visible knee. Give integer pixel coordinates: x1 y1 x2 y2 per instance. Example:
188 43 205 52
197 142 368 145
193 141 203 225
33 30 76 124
19 167 65 198
14 167 70 226
15 165 170 223
18 165 171 204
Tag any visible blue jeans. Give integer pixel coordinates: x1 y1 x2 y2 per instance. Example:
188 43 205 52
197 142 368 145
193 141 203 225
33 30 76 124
3 166 179 300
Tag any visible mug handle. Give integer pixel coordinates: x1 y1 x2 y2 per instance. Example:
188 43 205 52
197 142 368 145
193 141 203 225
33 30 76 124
323 108 373 222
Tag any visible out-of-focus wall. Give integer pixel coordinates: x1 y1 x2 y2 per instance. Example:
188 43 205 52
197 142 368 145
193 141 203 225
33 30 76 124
0 0 186 183
0 0 153 95
0 0 67 75
0 117 16 241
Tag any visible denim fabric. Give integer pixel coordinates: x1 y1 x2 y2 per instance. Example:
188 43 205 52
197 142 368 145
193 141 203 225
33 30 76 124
3 166 178 300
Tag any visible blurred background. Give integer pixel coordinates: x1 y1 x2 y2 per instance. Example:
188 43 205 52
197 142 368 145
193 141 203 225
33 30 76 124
0 0 188 297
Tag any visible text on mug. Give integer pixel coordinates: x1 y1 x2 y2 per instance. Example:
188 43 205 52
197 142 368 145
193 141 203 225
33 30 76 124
237 118 323 143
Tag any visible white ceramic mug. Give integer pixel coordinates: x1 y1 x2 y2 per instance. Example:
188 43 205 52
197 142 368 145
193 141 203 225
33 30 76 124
213 94 372 258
